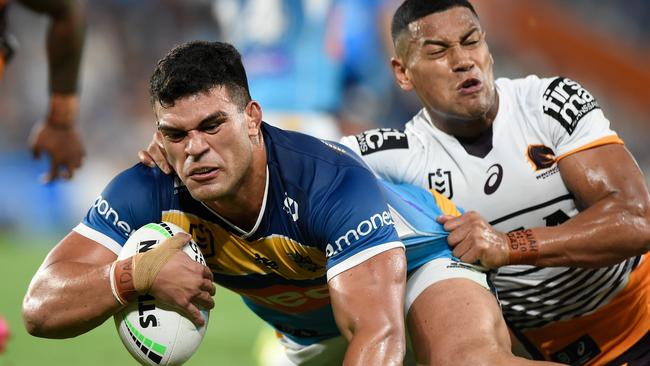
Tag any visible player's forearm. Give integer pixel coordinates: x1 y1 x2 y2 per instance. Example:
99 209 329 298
518 196 650 268
47 0 85 94
22 261 123 338
343 327 405 366
17 0 87 94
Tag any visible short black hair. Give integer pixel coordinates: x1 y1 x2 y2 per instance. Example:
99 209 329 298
391 0 479 43
149 41 251 110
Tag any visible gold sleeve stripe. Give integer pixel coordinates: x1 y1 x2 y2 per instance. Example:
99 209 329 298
429 190 461 217
556 135 624 162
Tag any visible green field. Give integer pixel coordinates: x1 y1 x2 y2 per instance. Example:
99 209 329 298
0 233 267 366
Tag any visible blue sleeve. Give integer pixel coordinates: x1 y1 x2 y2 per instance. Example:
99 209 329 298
310 166 402 270
80 164 168 248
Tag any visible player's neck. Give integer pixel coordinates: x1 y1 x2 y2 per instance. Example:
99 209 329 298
204 143 268 232
428 92 499 139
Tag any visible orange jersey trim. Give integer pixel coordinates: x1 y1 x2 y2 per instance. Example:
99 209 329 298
521 257 650 365
556 135 624 162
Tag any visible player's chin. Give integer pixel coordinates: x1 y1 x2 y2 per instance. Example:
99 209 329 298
187 184 226 202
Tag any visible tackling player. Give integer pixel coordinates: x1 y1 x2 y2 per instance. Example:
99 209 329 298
25 41 561 365
1 0 85 182
336 1 650 365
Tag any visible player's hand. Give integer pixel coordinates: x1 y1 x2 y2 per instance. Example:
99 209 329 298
29 94 85 183
146 234 215 326
438 211 509 269
137 132 172 174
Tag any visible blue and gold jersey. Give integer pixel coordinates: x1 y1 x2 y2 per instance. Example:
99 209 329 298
74 123 460 345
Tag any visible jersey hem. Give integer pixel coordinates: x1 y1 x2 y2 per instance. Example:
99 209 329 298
73 223 123 255
326 241 404 281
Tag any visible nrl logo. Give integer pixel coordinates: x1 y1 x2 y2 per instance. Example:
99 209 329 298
429 169 453 199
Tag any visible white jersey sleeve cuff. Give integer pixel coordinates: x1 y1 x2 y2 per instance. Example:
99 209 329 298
326 241 404 282
72 223 123 255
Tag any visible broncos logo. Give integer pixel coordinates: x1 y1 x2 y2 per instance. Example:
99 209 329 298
527 145 556 171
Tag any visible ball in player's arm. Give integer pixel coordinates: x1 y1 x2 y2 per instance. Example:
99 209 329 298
2 0 86 182
22 41 406 365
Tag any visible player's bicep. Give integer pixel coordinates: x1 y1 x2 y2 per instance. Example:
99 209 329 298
558 143 649 209
328 248 406 340
39 231 117 271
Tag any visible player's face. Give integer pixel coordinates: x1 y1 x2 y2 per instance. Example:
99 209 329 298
394 6 496 120
155 87 262 202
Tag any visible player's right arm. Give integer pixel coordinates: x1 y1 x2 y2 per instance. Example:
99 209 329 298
22 165 215 338
22 232 122 338
23 231 214 339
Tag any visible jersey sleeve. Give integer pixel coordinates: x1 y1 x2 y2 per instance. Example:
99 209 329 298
72 164 166 254
309 166 404 281
535 76 623 160
339 127 424 184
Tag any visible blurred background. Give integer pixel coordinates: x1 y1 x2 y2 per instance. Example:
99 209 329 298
1 0 649 365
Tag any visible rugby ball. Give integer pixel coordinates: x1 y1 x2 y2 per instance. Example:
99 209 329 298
114 222 210 366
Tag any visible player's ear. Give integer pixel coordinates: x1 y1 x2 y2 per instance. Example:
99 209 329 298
245 100 263 136
392 57 414 91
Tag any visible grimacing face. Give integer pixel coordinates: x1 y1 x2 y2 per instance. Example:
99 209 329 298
393 6 496 121
154 87 261 202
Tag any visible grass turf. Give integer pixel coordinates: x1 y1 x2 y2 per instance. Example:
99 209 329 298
0 234 266 366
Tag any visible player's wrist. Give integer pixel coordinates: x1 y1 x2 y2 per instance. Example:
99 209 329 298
506 229 540 265
110 258 138 305
46 93 79 129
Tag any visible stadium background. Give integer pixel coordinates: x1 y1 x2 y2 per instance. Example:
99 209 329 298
1 0 649 365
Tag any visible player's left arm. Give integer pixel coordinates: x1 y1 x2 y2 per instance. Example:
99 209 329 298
19 0 86 181
329 247 406 366
442 146 650 269
533 143 650 267
314 164 407 365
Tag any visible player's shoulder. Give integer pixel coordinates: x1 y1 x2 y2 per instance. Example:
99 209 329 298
264 122 378 199
109 162 174 188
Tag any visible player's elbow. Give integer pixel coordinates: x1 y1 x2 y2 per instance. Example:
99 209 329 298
22 295 68 339
22 297 48 338
616 197 650 255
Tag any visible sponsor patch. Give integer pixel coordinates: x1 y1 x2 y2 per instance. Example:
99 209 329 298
542 77 600 135
355 128 408 155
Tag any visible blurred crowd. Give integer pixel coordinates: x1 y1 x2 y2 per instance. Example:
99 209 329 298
1 0 649 235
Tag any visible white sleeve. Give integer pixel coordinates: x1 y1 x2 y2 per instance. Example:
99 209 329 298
339 128 425 185
535 76 623 160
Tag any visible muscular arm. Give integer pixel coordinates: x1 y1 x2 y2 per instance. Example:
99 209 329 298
23 230 216 338
328 248 406 365
443 144 650 269
22 231 122 338
533 143 650 267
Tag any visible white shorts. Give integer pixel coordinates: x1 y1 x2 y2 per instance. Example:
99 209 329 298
262 257 489 366
404 257 490 313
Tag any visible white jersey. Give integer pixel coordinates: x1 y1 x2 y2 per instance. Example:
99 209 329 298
340 75 641 331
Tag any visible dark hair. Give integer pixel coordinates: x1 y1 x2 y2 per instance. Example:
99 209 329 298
391 0 479 43
149 41 251 110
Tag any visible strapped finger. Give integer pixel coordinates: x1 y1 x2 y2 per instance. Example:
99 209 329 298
161 233 191 250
